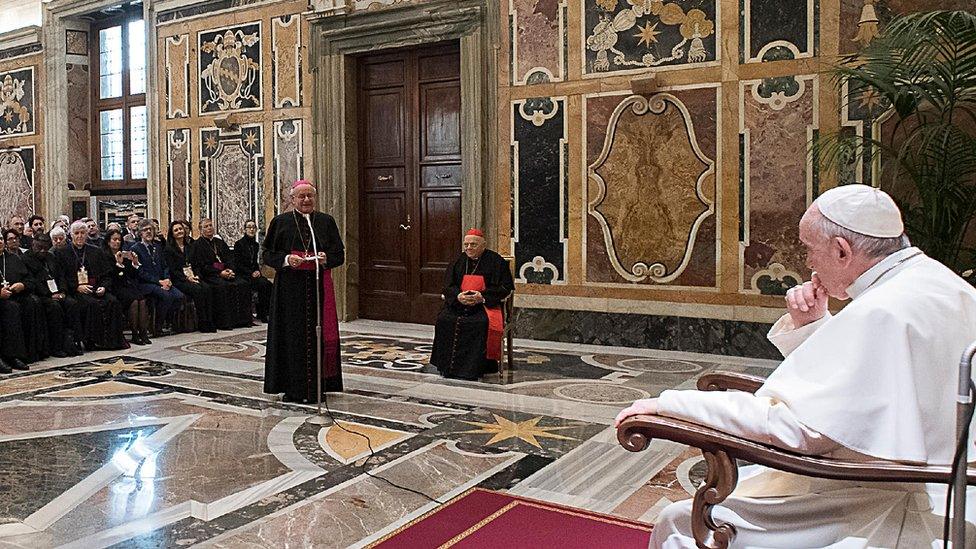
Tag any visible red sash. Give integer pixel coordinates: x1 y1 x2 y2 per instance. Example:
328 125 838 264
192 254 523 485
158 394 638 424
292 250 339 377
461 274 503 361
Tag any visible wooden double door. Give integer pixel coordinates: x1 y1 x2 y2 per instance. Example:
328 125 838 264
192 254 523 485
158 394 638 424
357 42 462 325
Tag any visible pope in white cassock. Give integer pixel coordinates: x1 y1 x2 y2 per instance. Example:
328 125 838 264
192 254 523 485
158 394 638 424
616 184 976 548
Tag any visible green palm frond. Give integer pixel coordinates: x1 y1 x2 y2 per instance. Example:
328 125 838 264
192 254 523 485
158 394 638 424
816 10 976 276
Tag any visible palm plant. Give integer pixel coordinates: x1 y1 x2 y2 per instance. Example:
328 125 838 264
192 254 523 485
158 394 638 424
817 10 976 282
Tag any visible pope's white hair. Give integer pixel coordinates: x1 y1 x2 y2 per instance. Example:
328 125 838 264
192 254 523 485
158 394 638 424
69 220 88 235
810 211 911 259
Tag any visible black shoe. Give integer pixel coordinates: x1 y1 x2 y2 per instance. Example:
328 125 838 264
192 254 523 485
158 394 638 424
0 359 11 374
52 348 67 358
11 359 28 371
141 331 152 345
130 334 146 346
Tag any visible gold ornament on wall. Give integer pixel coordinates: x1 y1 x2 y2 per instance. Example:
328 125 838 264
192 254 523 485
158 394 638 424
853 0 880 46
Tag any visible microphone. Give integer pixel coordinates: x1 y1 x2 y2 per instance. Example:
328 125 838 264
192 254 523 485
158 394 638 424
303 212 319 261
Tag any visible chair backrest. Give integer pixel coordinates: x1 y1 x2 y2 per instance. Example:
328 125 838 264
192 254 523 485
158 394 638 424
501 255 515 322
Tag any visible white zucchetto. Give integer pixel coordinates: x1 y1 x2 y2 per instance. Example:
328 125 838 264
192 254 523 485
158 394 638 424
814 184 904 238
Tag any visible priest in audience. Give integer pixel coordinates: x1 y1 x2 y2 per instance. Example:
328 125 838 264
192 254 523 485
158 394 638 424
430 228 514 381
234 219 272 323
54 221 126 351
23 233 82 357
615 184 976 548
189 219 252 328
0 231 32 372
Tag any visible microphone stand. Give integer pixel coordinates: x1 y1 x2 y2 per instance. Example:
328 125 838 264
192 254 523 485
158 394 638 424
304 212 331 426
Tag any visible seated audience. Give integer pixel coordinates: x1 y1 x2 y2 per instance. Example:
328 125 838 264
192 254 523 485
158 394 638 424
164 220 216 333
4 229 24 255
54 221 126 351
132 220 184 335
430 228 514 380
50 227 67 250
189 219 253 328
234 219 272 322
123 214 141 244
8 215 31 249
85 218 104 248
27 215 44 239
104 229 152 345
0 233 31 372
23 233 82 357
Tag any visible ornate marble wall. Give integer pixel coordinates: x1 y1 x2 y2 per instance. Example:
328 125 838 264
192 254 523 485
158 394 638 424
155 0 311 239
496 0 975 335
0 43 43 222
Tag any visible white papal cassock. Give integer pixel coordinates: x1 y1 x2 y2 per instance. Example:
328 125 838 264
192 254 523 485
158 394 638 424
651 247 976 549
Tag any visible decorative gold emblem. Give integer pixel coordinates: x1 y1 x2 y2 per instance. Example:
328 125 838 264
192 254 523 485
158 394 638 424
200 29 260 112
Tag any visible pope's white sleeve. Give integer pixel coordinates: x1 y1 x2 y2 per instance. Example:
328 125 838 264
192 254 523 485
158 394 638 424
766 312 832 357
657 389 841 455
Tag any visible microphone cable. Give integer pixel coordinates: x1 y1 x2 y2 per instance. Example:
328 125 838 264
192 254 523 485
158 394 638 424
315 390 447 506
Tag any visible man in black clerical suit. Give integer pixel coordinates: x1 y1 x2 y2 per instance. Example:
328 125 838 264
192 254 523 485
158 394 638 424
188 219 253 328
262 179 345 402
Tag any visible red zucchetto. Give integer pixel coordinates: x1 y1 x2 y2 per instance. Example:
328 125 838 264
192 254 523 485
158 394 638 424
465 228 484 238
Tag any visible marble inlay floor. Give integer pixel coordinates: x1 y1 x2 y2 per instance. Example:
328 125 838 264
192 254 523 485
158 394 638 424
0 319 777 548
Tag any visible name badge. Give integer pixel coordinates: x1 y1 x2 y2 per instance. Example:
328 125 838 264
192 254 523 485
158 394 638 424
183 265 195 279
77 267 88 285
47 279 58 293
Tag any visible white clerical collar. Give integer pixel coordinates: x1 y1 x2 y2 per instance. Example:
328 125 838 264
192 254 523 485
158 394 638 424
846 246 923 299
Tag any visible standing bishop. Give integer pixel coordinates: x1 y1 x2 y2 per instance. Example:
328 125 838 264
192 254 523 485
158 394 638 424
616 184 976 548
262 180 345 402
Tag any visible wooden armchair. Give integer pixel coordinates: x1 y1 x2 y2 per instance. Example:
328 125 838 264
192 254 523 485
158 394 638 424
617 371 976 549
498 255 516 382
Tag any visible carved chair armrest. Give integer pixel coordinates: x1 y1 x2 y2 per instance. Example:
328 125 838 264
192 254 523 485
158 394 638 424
697 371 766 394
617 415 976 549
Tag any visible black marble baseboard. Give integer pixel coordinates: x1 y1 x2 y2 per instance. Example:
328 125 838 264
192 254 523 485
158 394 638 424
513 307 781 360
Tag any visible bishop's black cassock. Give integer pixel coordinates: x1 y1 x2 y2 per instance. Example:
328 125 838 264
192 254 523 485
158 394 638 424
262 210 345 401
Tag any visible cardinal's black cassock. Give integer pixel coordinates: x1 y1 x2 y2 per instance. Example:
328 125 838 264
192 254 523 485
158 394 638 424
262 210 345 402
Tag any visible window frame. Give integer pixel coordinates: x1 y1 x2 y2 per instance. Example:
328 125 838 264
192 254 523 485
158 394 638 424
89 8 147 193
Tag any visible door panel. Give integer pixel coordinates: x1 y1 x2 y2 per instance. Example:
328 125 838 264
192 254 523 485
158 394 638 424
364 91 404 164
358 42 461 325
420 83 461 160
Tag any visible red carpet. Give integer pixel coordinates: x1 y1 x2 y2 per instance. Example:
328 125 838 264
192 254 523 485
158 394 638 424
370 488 652 548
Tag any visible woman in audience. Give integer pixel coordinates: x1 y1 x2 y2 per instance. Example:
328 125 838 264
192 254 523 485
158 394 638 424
23 233 82 357
54 221 127 351
164 220 216 333
234 219 272 323
4 229 24 255
104 229 152 345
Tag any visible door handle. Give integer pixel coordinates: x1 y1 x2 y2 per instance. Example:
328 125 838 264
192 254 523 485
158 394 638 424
399 224 411 230
377 175 393 182
436 172 452 179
